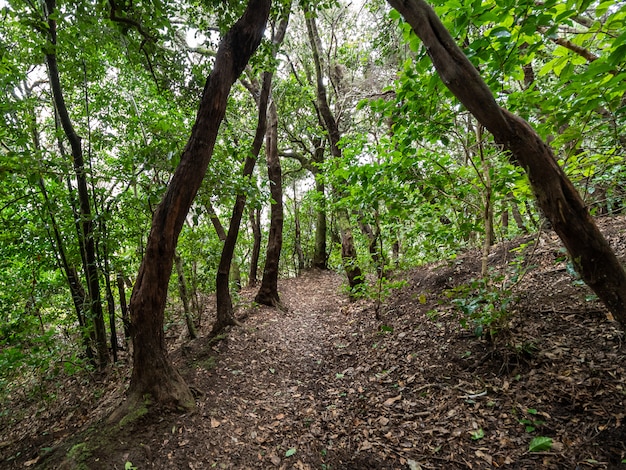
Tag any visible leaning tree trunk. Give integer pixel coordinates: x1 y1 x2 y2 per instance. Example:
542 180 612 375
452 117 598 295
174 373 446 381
29 108 94 360
112 0 270 420
214 13 290 332
305 8 363 292
44 0 108 368
388 0 626 327
255 100 284 307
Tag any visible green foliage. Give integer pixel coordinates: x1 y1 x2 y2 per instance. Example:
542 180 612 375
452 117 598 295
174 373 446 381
447 271 514 339
519 408 546 433
528 436 553 452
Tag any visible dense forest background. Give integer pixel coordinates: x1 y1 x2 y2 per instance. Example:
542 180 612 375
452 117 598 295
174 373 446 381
1 0 626 466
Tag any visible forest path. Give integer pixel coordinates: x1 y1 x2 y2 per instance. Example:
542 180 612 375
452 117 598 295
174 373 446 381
157 269 361 469
6 220 626 469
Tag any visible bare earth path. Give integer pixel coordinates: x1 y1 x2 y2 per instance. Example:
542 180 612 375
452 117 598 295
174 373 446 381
3 217 626 469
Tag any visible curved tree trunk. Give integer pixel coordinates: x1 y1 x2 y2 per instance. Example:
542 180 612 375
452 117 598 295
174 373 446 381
388 0 626 327
255 100 284 307
44 0 108 368
305 8 363 293
112 0 270 419
214 13 290 332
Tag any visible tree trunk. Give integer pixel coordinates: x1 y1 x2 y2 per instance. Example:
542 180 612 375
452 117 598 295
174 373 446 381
206 200 227 241
312 161 328 270
174 251 197 340
292 180 305 275
359 218 383 277
44 0 108 368
510 198 528 234
255 100 284 307
214 14 290 331
101 219 119 362
113 0 270 419
116 272 130 343
38 178 94 360
28 107 93 360
248 206 262 286
476 124 494 277
337 209 364 296
388 0 626 327
305 8 363 292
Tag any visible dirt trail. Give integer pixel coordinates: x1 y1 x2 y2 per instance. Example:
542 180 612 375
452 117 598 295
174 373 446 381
122 269 358 470
3 219 626 469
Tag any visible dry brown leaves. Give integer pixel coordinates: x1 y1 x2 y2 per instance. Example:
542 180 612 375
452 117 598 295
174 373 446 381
2 217 626 469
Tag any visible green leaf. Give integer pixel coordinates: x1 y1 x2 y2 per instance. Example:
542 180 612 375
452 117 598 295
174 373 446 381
285 448 297 457
529 436 553 452
470 428 485 440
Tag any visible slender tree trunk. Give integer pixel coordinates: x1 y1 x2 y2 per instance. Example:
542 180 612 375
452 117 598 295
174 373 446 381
312 160 328 269
174 251 197 340
293 181 305 275
248 206 262 286
476 124 494 277
305 8 363 292
508 193 528 234
392 238 400 267
255 100 284 307
337 209 363 295
359 219 383 277
112 0 270 419
388 0 626 327
116 272 130 343
190 261 201 322
214 13 290 331
101 220 119 362
44 0 108 367
27 106 94 360
206 200 227 241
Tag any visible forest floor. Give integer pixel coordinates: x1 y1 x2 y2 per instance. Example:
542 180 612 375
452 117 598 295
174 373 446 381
2 216 626 469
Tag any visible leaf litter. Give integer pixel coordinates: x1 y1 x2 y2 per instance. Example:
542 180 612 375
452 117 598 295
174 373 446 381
1 216 626 469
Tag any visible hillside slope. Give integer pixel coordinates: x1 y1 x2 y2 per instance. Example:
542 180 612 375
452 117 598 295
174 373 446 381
2 216 626 469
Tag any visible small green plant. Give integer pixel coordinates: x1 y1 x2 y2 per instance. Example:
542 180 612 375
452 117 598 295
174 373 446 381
519 408 545 433
470 428 485 440
67 442 92 469
447 271 515 339
125 462 138 470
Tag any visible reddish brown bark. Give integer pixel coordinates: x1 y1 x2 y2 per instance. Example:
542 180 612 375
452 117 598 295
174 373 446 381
255 100 284 307
116 0 270 418
214 14 290 332
388 0 626 327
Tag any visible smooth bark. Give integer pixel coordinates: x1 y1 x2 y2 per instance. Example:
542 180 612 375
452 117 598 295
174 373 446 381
174 251 197 340
117 0 270 417
214 13 290 331
248 206 262 286
255 100 284 307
